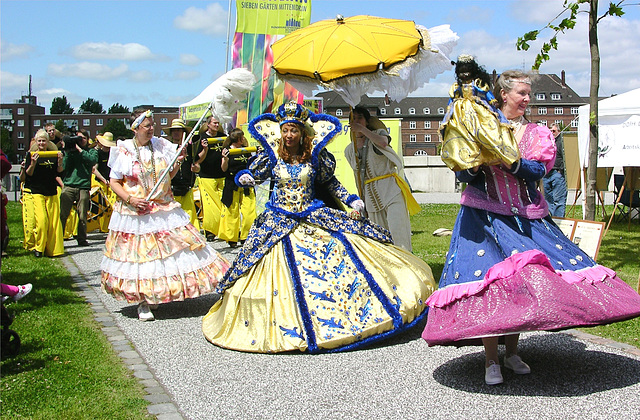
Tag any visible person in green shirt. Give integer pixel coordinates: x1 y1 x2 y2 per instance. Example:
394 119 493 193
59 129 99 247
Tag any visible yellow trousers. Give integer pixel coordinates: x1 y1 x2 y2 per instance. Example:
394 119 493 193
21 188 36 250
175 189 201 231
27 193 64 256
199 177 224 236
219 188 256 243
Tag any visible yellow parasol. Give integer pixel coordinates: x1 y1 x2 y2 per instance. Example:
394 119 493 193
271 15 458 200
271 15 458 107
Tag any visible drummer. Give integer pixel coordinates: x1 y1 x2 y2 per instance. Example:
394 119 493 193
165 119 208 230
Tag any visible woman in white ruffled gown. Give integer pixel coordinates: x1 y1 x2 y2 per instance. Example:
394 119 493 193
101 110 229 321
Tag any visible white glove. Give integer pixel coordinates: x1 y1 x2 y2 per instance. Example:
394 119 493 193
238 173 255 186
351 199 365 214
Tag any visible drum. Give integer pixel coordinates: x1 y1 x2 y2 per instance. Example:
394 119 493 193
87 185 112 233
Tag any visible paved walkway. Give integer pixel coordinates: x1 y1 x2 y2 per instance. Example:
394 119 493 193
63 231 640 420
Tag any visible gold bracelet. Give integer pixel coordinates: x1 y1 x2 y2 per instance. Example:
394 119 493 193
126 194 131 204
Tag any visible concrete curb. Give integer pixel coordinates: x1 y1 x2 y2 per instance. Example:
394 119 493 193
60 255 186 420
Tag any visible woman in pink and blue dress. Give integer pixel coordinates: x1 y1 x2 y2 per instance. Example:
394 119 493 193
422 70 640 385
101 109 229 321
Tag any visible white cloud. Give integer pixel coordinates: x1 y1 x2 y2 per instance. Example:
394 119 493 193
175 70 200 80
0 40 34 61
515 0 566 24
67 42 163 61
180 53 203 66
48 62 129 80
174 3 227 36
128 70 154 83
0 71 29 88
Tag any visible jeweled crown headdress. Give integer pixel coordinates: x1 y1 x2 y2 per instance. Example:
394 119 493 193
275 101 311 126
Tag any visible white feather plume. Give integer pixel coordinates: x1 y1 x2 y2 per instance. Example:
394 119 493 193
183 68 256 124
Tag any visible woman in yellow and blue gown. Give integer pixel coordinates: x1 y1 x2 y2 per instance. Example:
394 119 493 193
202 102 436 353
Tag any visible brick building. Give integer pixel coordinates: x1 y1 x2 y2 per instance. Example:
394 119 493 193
318 70 587 156
0 97 178 163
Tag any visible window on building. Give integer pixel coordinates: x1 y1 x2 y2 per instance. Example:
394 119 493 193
394 108 401 115
438 121 444 127
536 93 545 100
414 150 427 156
83 119 90 126
425 134 431 142
380 108 386 115
336 109 343 116
17 120 24 127
538 107 547 115
437 107 445 114
539 120 548 126
571 119 579 128
17 132 24 139
551 93 561 100
554 107 563 115
17 108 24 115
34 120 40 127
555 120 563 126
409 121 416 129
161 117 168 126
423 107 430 114
64 119 78 128
424 121 431 129
96 119 103 126
571 107 579 115
409 107 415 115
17 143 25 151
409 134 416 142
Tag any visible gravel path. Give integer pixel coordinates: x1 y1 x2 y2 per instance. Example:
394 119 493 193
67 232 640 420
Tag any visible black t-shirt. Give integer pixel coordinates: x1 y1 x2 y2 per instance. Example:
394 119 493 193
171 145 196 197
24 152 59 196
96 149 110 181
197 137 226 179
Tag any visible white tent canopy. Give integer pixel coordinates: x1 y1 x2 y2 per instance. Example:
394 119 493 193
577 87 640 168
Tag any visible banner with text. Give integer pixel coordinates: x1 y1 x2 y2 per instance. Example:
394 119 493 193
233 0 311 125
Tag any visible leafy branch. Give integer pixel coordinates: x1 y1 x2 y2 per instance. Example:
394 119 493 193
516 0 627 70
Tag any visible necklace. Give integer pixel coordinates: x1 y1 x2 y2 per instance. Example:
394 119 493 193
133 138 157 194
508 115 526 132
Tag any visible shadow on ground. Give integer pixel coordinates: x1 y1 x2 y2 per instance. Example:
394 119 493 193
432 332 640 396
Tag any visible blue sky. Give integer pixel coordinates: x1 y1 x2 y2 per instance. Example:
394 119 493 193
2 0 639 112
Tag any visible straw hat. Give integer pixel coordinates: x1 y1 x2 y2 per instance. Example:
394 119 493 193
96 132 117 148
167 119 187 131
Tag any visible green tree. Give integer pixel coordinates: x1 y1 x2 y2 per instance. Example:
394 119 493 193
50 96 74 114
516 0 627 221
103 118 130 139
55 119 71 134
1 127 14 160
108 103 130 114
79 98 105 114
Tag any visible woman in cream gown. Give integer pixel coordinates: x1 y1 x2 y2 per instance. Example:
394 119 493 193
202 102 436 353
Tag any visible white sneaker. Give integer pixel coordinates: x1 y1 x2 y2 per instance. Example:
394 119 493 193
504 354 531 374
137 302 155 321
485 361 503 385
13 283 32 301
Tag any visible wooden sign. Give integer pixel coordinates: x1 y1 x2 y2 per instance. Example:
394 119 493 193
552 217 605 260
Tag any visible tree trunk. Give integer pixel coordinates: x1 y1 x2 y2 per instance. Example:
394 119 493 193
585 0 599 221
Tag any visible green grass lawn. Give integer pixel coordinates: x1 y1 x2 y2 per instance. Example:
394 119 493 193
1 201 150 420
410 203 640 348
